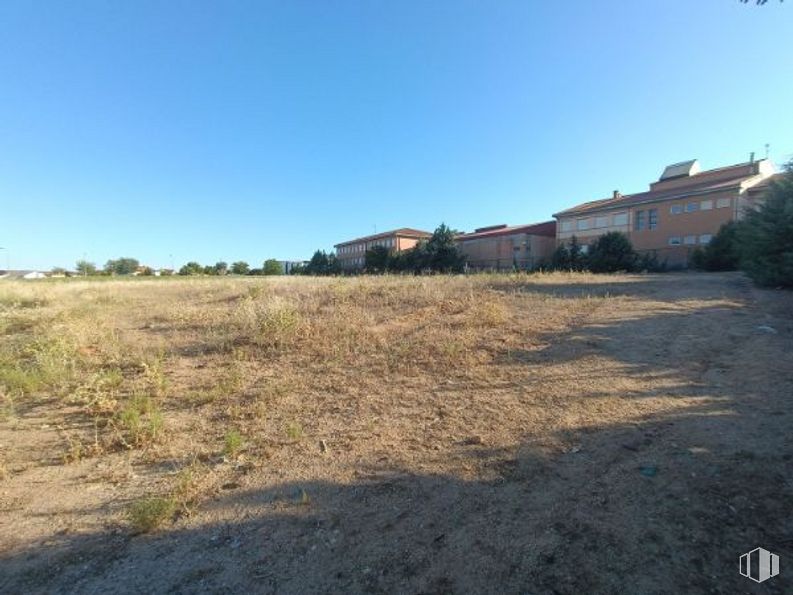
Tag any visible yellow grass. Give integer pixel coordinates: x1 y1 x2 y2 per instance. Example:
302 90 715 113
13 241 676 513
0 273 726 527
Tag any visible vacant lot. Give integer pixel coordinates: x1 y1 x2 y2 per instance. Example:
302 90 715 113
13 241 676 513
1 272 791 594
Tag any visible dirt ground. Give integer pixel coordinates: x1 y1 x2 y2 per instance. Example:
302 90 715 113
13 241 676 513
1 272 791 594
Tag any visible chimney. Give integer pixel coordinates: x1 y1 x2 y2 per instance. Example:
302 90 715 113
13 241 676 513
613 190 621 199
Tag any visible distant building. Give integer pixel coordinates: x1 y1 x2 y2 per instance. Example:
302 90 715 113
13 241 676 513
0 270 48 280
279 260 306 274
334 228 432 270
553 157 780 267
455 222 557 271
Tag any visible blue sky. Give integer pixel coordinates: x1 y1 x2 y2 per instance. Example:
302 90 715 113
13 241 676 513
1 0 791 270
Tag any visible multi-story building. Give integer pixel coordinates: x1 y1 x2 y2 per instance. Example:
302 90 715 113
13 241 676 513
455 222 557 271
334 228 432 270
553 158 780 267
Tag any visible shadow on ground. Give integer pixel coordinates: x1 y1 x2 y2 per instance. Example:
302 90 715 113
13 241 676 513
2 273 792 594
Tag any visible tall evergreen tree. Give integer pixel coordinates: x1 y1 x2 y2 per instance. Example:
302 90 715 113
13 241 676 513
739 163 793 287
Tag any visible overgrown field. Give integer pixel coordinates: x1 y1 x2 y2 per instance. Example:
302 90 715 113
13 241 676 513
1 273 791 594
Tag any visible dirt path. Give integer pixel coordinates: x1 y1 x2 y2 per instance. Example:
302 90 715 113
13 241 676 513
1 273 792 594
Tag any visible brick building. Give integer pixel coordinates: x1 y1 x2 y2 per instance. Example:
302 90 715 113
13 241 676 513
455 222 557 271
553 158 780 267
334 228 432 270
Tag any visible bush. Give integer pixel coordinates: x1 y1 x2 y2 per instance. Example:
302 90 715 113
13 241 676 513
739 164 793 287
127 497 176 533
550 236 589 271
587 232 638 273
690 222 741 271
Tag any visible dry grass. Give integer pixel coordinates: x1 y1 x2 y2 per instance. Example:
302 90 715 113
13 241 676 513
0 272 745 534
4 272 793 592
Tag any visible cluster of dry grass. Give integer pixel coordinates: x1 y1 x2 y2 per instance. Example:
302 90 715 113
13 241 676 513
0 272 670 532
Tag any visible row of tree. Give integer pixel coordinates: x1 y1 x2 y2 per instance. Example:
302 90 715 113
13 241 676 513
177 260 283 276
300 224 467 275
549 232 662 274
69 258 286 276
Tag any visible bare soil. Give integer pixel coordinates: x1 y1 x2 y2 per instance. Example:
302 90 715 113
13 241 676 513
1 272 791 594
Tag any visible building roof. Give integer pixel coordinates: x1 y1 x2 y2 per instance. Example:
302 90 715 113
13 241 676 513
0 270 47 279
334 228 432 248
554 160 772 218
659 159 701 181
746 172 786 193
456 221 556 241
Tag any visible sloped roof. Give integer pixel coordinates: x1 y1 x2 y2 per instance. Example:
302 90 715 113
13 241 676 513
554 161 770 217
659 159 700 180
456 221 556 241
746 172 786 193
334 228 432 248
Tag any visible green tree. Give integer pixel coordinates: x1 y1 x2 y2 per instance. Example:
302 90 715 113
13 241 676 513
423 223 466 273
231 261 250 275
262 259 283 275
302 250 340 275
690 222 741 271
550 244 571 270
365 245 391 273
739 164 793 287
213 261 228 275
75 259 97 276
178 261 204 276
568 236 587 271
104 257 140 275
587 232 638 273
550 236 587 271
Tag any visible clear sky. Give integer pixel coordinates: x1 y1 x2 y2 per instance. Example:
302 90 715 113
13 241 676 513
1 0 791 270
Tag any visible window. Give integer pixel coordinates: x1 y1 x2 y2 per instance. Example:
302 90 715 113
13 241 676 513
668 236 682 245
699 234 713 244
595 216 609 228
670 204 683 215
700 200 713 210
648 208 658 230
634 210 646 231
560 220 573 232
577 218 590 231
685 202 699 213
716 198 731 208
684 235 697 245
613 212 628 226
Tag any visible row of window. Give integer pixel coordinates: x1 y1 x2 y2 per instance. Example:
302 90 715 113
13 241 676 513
670 197 731 215
560 212 628 233
344 257 365 266
338 237 396 255
561 197 734 234
668 234 713 246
